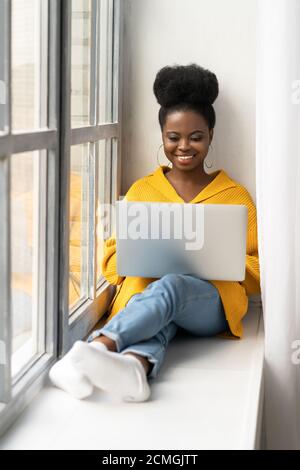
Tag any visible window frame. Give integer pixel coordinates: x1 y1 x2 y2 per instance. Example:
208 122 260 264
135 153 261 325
0 0 123 436
60 0 121 354
0 0 60 434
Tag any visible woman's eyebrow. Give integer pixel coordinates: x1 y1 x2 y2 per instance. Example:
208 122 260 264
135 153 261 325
166 130 206 135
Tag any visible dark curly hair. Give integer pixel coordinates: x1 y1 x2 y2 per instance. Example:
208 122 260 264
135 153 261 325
153 63 219 131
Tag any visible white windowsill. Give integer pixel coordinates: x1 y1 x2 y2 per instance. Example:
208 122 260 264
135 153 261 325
0 299 264 450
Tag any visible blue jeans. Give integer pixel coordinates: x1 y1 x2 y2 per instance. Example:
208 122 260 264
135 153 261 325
87 274 229 380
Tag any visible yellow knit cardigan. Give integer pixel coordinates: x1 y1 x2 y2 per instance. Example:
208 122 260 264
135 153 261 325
101 165 261 339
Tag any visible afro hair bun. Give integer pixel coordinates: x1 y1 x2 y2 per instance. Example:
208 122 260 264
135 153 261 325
153 63 219 108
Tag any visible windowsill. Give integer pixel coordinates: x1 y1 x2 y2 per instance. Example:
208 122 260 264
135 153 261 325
0 298 264 450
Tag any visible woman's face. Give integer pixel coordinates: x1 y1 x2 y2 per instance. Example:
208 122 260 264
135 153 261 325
162 110 213 173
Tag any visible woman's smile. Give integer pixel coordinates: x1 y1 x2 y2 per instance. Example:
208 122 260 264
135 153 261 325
175 154 196 164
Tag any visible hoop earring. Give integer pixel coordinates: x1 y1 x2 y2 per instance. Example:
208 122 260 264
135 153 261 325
156 144 171 168
204 159 213 169
204 144 214 169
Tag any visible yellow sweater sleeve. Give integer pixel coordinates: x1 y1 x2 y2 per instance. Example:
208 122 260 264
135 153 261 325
100 185 135 285
101 235 125 285
241 208 261 295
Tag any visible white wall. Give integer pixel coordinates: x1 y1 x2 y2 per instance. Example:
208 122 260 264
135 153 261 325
121 0 257 200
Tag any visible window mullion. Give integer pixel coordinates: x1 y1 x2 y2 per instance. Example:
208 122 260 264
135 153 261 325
0 0 12 405
114 0 122 201
10 130 57 154
59 0 72 356
81 144 90 300
105 0 114 227
87 0 100 301
38 0 48 128
88 142 97 300
107 139 113 235
106 0 114 121
90 0 99 127
46 0 61 359
0 0 10 134
70 123 118 145
112 0 120 123
110 138 118 206
0 157 12 404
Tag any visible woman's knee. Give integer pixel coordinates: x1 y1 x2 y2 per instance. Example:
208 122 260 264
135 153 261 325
156 274 186 299
147 274 215 307
160 274 215 296
160 273 182 285
147 273 181 294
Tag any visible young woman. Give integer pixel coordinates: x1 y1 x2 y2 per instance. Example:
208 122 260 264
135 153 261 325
49 64 260 403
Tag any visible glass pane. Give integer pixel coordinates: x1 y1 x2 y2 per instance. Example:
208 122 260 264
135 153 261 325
71 0 92 128
11 0 48 131
98 0 114 124
110 138 118 207
11 151 47 377
111 0 119 123
0 0 8 133
96 139 112 284
69 144 89 311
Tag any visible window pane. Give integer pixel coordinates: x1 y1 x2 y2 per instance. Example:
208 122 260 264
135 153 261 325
69 144 89 311
98 0 114 124
11 151 47 377
71 0 92 128
11 0 48 131
110 138 118 206
111 0 119 123
0 0 8 133
96 139 112 284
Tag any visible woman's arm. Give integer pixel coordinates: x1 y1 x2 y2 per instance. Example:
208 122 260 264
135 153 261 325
101 234 125 285
100 180 142 285
242 214 261 295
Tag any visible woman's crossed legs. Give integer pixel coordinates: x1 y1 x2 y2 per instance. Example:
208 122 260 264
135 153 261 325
49 274 229 402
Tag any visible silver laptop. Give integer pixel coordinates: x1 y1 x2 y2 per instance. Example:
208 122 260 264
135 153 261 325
115 201 248 281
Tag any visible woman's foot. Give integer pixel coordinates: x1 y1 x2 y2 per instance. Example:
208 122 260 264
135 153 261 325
49 346 94 400
70 341 151 402
93 336 153 375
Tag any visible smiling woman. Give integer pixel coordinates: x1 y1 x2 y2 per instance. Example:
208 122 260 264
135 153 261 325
162 110 217 202
163 111 211 166
154 65 219 202
49 63 260 404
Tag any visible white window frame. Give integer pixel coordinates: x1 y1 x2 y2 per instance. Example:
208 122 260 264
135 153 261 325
0 0 123 436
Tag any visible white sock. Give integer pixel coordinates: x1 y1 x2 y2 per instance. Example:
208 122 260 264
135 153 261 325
89 341 108 353
70 340 151 402
49 343 95 400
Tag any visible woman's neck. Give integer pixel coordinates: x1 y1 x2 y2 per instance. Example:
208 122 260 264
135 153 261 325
165 165 211 185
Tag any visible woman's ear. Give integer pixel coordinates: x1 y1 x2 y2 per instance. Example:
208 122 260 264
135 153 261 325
209 129 214 145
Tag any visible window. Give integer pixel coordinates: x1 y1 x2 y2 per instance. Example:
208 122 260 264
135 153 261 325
11 150 47 378
0 0 8 133
0 0 122 436
11 0 48 131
